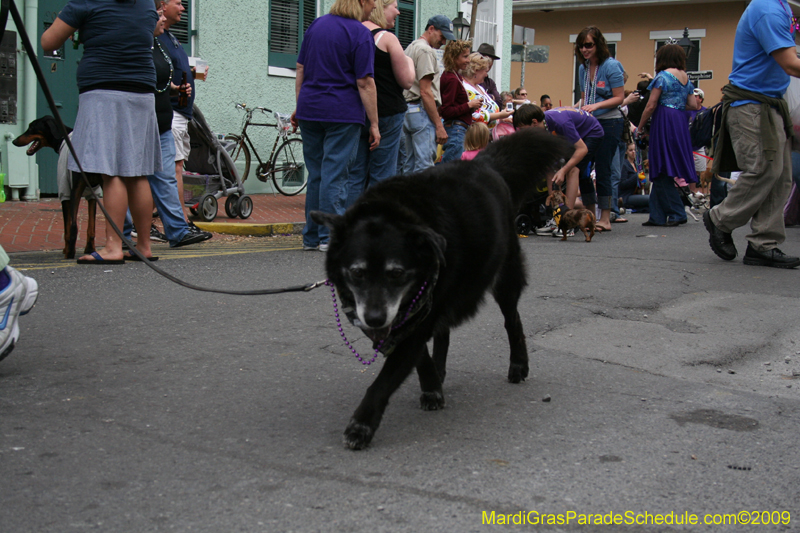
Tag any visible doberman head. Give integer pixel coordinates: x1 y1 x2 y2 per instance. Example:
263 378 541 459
12 116 72 156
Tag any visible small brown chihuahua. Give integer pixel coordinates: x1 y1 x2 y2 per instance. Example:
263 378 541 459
546 190 596 242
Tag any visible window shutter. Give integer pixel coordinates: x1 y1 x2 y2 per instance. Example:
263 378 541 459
171 0 192 55
270 0 316 70
395 0 415 49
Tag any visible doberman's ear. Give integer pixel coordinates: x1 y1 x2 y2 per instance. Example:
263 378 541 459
411 226 447 267
310 211 344 231
44 116 64 143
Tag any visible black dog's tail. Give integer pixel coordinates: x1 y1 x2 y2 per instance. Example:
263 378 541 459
475 128 574 207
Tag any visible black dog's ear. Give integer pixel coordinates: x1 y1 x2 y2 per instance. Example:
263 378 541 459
310 211 344 231
411 227 447 267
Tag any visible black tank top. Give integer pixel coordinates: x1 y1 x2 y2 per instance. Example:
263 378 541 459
372 28 407 117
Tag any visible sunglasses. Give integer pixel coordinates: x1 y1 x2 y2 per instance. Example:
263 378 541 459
578 42 596 50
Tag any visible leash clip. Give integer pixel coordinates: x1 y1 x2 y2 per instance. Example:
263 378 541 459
304 279 329 292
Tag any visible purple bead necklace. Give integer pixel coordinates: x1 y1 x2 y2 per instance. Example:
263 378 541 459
326 279 428 365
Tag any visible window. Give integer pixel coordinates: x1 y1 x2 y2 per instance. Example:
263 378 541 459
170 0 193 56
655 40 700 72
394 0 416 49
269 0 317 69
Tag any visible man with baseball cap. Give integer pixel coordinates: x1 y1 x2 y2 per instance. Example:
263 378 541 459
477 43 502 104
401 15 454 173
689 88 708 184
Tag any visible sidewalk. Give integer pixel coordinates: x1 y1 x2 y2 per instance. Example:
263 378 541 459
0 193 306 254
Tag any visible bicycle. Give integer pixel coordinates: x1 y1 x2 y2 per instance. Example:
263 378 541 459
224 103 307 197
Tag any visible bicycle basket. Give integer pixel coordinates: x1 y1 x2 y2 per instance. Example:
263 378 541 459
274 112 293 137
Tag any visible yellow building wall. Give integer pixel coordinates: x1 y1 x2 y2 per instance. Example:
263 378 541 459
509 3 745 107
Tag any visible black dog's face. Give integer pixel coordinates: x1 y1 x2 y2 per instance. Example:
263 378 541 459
12 116 66 155
312 211 446 342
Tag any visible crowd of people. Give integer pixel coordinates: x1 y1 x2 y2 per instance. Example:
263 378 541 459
291 0 799 271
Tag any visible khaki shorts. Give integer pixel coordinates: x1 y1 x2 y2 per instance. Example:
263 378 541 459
172 111 191 161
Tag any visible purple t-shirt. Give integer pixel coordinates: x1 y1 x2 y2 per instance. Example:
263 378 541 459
544 107 603 144
296 14 374 125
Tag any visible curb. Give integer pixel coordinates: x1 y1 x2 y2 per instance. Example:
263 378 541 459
193 221 305 236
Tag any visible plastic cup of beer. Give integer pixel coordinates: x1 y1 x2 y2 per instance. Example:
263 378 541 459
194 59 208 81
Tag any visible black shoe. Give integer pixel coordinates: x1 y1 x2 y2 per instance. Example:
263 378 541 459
642 220 662 226
187 221 213 241
742 244 800 269
171 230 211 248
703 210 736 261
149 224 167 243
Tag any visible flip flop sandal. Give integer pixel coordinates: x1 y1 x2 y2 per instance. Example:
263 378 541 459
124 251 159 262
76 251 125 265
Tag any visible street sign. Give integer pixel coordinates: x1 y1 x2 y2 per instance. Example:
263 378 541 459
687 70 713 80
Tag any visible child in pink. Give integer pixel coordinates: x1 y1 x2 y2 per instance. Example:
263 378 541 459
461 122 491 160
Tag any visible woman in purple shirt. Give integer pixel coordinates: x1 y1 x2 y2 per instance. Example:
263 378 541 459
291 0 380 252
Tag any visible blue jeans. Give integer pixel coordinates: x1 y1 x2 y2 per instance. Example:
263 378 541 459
345 111 405 209
610 139 626 215
594 117 624 210
124 129 189 245
441 121 468 163
577 135 603 206
299 120 361 247
647 175 686 225
402 103 436 174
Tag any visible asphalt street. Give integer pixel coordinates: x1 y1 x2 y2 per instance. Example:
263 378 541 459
1 215 799 532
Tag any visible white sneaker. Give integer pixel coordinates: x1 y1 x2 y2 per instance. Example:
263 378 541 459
318 242 329 252
552 228 575 238
535 219 557 235
0 267 39 361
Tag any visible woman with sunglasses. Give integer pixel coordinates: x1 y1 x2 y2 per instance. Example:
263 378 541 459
576 26 626 232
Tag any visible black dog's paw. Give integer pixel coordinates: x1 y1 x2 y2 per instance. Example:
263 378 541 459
507 363 529 384
343 419 374 450
420 391 445 411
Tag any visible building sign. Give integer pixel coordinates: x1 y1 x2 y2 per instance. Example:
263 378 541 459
687 70 713 81
510 44 550 64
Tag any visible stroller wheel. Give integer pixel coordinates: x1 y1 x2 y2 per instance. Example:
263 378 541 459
237 195 254 219
225 194 240 219
515 214 533 236
198 193 218 222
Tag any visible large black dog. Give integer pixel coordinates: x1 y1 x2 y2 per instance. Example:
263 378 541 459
311 128 573 450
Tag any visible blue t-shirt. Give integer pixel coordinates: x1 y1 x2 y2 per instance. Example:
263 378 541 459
58 0 158 90
578 57 625 119
648 71 695 110
158 30 195 119
545 107 603 144
730 0 796 99
296 15 375 125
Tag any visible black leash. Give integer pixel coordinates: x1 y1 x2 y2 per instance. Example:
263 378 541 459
5 0 320 296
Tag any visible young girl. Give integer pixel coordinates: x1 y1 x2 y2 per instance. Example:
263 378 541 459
461 122 490 160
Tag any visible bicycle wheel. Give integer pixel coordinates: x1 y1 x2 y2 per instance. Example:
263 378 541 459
223 134 251 183
270 137 307 196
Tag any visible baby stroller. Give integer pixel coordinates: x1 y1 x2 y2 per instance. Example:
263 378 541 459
183 104 252 221
514 181 551 235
